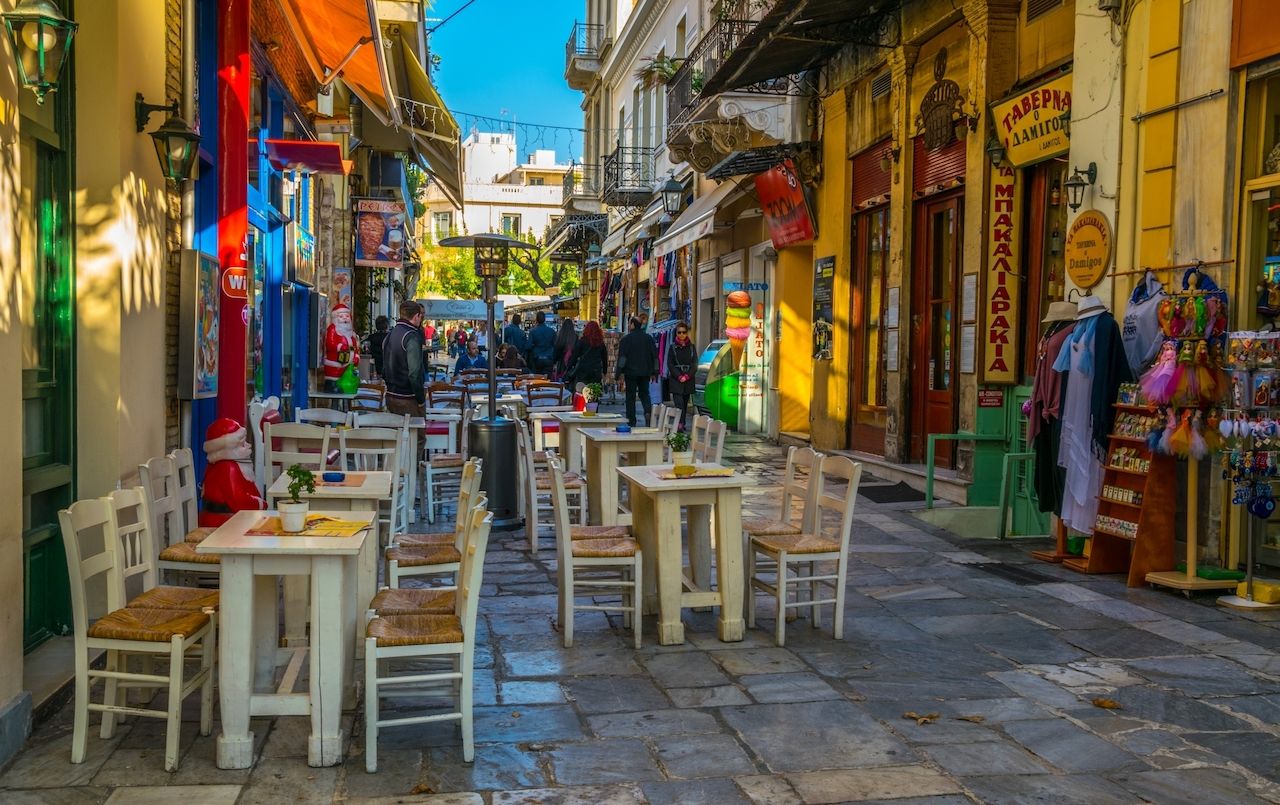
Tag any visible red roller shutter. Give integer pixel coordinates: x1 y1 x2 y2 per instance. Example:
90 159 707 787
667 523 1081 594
852 139 893 208
912 136 967 195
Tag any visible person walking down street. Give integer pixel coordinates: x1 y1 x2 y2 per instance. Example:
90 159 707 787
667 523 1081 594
502 313 530 361
368 315 390 378
665 321 697 431
565 320 607 389
382 301 426 417
453 326 468 358
553 318 578 380
528 311 557 375
454 340 488 378
617 316 659 427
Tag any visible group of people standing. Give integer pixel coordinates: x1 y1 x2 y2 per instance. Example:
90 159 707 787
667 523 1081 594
364 300 698 431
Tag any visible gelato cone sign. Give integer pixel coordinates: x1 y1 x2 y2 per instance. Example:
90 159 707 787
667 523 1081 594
724 290 753 370
354 198 408 269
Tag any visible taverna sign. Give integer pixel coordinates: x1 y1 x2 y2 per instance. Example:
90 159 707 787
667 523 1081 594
992 73 1072 168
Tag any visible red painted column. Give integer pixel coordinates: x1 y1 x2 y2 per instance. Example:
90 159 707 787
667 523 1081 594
216 0 249 421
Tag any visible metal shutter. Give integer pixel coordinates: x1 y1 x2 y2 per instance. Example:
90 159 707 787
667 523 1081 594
912 136 967 195
852 139 893 208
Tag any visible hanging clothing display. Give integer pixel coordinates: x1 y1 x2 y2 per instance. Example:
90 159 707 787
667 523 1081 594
1028 308 1075 515
1054 298 1133 533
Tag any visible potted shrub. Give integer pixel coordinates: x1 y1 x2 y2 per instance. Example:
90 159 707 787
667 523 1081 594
279 464 316 533
634 55 682 87
666 430 695 476
582 382 604 415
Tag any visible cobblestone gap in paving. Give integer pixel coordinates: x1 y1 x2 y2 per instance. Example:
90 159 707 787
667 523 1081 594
4 433 1280 804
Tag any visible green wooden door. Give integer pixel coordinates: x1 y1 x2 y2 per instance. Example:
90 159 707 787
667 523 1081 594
22 140 75 652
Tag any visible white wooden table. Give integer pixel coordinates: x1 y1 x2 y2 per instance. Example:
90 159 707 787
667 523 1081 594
552 411 624 475
197 509 373 769
266 471 391 654
617 464 748 646
582 427 666 526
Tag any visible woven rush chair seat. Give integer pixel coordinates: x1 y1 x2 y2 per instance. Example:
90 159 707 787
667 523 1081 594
535 472 582 490
396 531 456 547
159 542 221 565
751 532 842 554
369 587 454 615
367 613 463 647
127 585 219 612
183 526 216 544
429 453 464 468
742 517 803 537
571 524 631 540
532 451 549 462
88 607 211 642
386 544 461 567
571 537 639 559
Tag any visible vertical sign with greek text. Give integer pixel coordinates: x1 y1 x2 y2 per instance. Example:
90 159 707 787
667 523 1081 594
983 166 1020 383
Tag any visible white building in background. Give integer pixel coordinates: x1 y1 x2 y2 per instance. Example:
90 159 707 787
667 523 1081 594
424 131 571 243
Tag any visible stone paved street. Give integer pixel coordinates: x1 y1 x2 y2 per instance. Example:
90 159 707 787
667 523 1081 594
4 434 1280 803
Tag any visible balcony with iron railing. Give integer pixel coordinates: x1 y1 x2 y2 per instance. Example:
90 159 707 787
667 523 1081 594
565 22 610 91
665 16 801 149
601 144 656 209
562 162 601 199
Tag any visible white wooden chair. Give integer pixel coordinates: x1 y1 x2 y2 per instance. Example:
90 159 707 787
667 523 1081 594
396 458 483 548
140 456 221 581
747 455 862 646
59 497 215 771
694 418 727 464
516 418 584 554
296 407 349 427
364 506 493 770
264 422 331 486
527 382 566 407
660 406 681 437
386 487 486 589
107 487 220 614
548 457 641 648
341 425 409 538
742 447 825 538
423 407 472 524
249 395 282 490
169 448 215 545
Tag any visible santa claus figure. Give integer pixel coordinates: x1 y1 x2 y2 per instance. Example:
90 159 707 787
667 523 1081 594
324 302 360 391
200 418 265 527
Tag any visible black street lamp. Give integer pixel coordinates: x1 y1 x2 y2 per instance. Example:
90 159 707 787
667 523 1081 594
2 0 77 104
136 94 201 182
660 175 683 216
1064 162 1098 212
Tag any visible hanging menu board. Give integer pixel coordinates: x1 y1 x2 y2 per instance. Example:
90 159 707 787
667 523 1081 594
813 256 835 360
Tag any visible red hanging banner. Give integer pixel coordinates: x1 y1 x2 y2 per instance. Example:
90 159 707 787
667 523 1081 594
755 159 815 248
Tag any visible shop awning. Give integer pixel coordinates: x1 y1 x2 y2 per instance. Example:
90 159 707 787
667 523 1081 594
412 132 464 210
275 0 395 123
600 223 628 256
701 0 886 96
264 139 352 175
653 179 745 258
392 37 460 145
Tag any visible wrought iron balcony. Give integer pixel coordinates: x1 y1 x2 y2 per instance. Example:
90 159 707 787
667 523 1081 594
601 144 656 208
562 161 600 200
565 22 609 91
665 16 803 147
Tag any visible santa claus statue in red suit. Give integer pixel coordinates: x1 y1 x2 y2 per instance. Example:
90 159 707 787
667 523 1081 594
324 302 360 391
199 418 265 527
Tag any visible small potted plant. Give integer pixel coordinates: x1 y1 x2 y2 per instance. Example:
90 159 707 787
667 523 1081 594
279 464 316 533
582 382 604 415
666 430 695 476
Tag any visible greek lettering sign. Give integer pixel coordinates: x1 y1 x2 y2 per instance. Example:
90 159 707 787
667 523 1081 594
983 166 1020 384
992 73 1072 168
1065 209 1112 290
755 159 815 248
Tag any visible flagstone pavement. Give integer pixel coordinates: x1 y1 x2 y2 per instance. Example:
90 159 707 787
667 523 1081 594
4 433 1280 804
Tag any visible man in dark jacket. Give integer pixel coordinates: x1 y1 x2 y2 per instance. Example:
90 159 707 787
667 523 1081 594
368 315 389 377
616 316 659 426
502 313 529 360
528 311 557 374
382 301 426 417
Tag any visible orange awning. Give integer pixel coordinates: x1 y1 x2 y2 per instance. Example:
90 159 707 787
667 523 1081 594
274 0 395 123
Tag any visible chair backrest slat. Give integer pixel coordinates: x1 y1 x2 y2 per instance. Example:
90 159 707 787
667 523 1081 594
781 446 825 532
546 456 574 563
170 447 200 533
105 487 159 594
265 422 331 484
457 506 493 636
698 419 727 464
297 407 349 427
139 455 184 548
814 456 862 555
340 426 402 473
58 498 124 637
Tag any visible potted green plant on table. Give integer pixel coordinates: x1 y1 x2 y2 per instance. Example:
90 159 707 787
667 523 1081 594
666 430 695 476
582 382 604 415
279 464 316 533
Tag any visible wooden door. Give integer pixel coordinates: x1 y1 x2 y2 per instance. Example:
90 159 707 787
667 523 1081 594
910 194 962 466
849 205 890 454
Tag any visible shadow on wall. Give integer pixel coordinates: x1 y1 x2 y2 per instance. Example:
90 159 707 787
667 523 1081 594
0 62 20 334
76 172 169 314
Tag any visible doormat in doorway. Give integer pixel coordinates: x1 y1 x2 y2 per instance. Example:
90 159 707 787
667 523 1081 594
858 482 926 504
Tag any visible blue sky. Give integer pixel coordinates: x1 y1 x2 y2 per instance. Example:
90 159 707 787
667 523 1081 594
429 0 586 163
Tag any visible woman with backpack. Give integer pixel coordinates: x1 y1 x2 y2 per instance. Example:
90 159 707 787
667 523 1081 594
564 320 607 388
553 317 579 381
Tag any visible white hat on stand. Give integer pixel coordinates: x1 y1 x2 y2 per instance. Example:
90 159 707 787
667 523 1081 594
1075 295 1107 320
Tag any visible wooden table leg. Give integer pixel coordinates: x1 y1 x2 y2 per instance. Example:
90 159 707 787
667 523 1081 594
563 424 581 475
629 481 658 617
687 503 713 599
252 573 278 691
655 493 686 645
308 556 347 767
341 552 359 711
216 556 255 769
407 429 420 525
352 500 378 662
714 488 745 642
585 440 603 525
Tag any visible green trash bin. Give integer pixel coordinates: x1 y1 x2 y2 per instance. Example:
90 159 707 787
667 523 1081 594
706 372 739 430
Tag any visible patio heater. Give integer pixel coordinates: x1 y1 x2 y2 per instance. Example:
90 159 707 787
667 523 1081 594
439 233 536 527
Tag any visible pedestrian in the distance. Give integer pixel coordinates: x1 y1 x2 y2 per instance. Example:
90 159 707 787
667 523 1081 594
498 342 527 370
565 320 607 388
368 315 389 378
616 316 659 427
553 317 578 380
528 311 557 375
382 301 426 417
665 320 696 431
502 313 529 358
454 340 488 378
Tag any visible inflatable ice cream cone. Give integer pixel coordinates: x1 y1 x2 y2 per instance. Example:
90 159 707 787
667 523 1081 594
724 290 753 371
